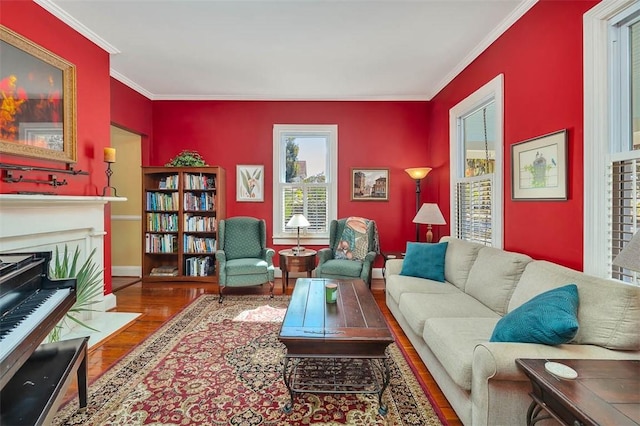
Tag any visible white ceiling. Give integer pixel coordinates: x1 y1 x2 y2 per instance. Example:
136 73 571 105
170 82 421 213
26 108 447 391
37 0 535 101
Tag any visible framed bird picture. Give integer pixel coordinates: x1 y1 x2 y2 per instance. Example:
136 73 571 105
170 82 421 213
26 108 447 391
511 129 567 200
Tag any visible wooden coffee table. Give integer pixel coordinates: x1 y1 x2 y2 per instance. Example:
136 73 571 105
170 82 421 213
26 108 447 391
516 358 640 426
278 278 394 415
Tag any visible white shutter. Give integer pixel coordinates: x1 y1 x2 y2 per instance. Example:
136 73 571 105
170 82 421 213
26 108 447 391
281 184 328 236
455 175 493 246
608 155 640 283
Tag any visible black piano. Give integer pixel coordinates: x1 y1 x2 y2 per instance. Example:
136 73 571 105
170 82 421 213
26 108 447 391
0 252 89 426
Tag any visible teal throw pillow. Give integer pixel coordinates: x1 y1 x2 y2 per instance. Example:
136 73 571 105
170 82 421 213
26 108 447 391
399 242 448 282
490 284 579 345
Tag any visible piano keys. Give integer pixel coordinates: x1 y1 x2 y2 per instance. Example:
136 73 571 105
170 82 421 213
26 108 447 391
0 252 76 388
0 251 89 426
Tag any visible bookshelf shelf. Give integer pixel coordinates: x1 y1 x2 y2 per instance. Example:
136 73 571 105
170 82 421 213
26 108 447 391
142 166 226 283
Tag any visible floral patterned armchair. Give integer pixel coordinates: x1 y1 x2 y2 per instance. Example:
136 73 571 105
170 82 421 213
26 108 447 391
215 217 275 302
315 217 379 288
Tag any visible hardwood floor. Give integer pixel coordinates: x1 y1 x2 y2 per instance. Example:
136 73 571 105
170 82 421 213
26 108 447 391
65 278 462 425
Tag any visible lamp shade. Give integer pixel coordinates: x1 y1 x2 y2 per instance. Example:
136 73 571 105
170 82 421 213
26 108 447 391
613 231 640 272
412 203 446 225
286 214 310 228
405 167 432 180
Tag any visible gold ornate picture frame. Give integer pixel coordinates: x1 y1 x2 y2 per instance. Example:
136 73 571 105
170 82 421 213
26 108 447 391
0 25 77 163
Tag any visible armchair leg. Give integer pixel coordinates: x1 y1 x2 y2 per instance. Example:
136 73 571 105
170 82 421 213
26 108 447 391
269 281 274 298
218 285 224 303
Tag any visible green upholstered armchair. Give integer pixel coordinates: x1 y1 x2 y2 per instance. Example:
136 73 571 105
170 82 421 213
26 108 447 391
315 217 378 288
215 217 275 302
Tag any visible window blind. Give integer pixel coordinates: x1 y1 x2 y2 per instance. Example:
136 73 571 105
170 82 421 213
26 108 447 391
455 175 493 246
281 184 328 235
608 157 640 283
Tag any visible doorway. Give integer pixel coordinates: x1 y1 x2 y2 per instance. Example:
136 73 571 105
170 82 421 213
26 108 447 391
110 125 142 286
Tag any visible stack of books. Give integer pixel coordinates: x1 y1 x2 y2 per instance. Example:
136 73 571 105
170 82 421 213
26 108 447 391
150 265 178 276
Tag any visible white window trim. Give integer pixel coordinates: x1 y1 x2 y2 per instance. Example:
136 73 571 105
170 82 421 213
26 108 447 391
449 74 504 248
272 124 337 246
583 0 637 278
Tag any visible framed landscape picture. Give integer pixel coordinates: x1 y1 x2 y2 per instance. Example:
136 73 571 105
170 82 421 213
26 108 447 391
511 129 567 200
0 25 77 163
351 168 389 201
237 165 264 202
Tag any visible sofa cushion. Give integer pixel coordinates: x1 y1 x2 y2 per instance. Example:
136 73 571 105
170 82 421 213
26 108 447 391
400 242 448 282
440 236 484 291
465 247 532 315
423 317 498 390
511 261 640 350
398 292 499 338
490 284 579 345
386 273 460 305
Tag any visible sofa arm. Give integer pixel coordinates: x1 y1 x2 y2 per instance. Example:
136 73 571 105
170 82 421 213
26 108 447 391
215 250 227 284
471 342 640 426
263 248 275 266
473 341 640 382
384 258 404 278
317 248 333 265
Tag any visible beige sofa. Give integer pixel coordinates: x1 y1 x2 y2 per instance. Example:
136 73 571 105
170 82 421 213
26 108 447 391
385 236 640 426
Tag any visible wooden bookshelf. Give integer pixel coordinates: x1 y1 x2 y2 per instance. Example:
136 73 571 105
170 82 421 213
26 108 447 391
141 167 226 283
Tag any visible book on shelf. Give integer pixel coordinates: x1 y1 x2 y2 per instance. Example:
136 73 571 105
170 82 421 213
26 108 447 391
150 265 178 276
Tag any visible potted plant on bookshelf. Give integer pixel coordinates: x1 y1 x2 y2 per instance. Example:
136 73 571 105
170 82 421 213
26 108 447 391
48 245 103 342
165 150 208 167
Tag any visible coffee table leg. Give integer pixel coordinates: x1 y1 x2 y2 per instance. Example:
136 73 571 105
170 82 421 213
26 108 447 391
282 356 294 413
377 356 391 415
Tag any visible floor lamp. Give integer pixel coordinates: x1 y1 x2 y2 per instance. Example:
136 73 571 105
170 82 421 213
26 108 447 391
405 167 432 241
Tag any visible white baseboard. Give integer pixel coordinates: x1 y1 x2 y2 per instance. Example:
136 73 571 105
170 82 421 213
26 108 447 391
112 266 141 277
103 293 117 311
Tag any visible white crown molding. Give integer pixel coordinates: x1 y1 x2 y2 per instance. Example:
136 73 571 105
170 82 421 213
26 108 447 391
150 93 431 101
429 0 538 99
110 69 154 99
34 0 120 54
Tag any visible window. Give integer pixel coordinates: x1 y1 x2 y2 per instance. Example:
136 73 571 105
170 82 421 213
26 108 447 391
450 74 504 248
584 2 639 285
272 124 337 245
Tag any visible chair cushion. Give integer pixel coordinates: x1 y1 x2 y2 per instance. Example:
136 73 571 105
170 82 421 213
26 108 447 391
490 284 579 345
335 217 371 261
225 258 269 276
316 258 363 277
400 242 448 282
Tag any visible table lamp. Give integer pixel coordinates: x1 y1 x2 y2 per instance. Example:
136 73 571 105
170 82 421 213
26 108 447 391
287 214 310 254
612 230 640 273
412 203 446 243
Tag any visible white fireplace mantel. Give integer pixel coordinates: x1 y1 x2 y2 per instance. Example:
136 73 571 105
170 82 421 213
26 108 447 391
0 194 125 312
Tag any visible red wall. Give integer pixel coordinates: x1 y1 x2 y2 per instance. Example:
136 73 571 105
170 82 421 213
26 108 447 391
427 0 597 271
110 78 153 164
0 0 111 196
151 101 431 259
1 0 113 290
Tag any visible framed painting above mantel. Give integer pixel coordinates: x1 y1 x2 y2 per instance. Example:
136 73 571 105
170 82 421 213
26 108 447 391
0 25 77 163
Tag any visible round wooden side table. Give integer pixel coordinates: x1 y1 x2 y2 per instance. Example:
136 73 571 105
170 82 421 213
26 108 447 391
279 249 317 292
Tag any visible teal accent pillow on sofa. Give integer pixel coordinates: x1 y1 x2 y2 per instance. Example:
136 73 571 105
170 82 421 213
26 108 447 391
400 242 448 282
490 284 579 345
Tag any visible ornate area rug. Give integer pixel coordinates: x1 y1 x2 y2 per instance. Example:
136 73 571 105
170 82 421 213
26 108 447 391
54 295 444 425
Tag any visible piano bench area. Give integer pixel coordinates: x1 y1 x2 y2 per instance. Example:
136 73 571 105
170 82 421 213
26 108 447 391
0 336 88 426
